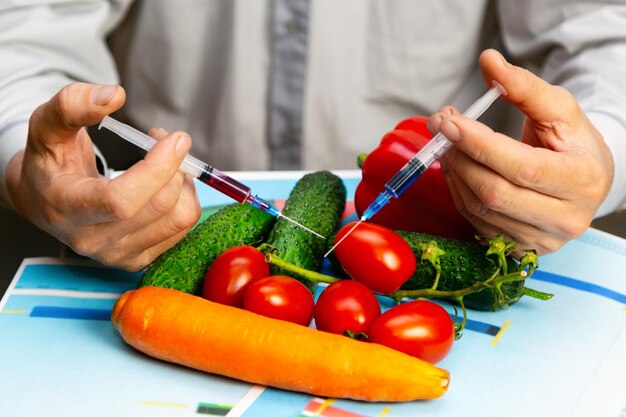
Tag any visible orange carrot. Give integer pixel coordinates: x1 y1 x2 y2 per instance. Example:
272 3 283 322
111 286 450 402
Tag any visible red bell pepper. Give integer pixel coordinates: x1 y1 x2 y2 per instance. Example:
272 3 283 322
354 116 475 241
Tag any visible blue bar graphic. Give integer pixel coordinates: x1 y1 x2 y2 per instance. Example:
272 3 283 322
531 270 626 304
457 317 501 336
30 306 112 321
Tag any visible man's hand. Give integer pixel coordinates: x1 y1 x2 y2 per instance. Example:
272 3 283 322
428 49 613 254
6 83 201 270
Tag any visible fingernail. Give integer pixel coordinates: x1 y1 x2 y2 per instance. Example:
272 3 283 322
175 134 191 158
92 85 118 105
440 118 461 142
495 50 510 67
428 114 443 132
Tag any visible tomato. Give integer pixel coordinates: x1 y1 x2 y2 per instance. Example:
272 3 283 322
314 280 381 335
243 275 315 326
201 245 269 307
368 300 455 364
333 222 416 294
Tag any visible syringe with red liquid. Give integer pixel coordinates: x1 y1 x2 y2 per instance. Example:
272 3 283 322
99 116 324 239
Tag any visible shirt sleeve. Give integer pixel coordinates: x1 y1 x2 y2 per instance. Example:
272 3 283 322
496 0 626 216
0 0 131 207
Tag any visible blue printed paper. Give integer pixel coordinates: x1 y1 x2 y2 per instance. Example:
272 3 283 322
1 171 625 417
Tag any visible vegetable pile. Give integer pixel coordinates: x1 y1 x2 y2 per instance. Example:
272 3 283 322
112 151 552 401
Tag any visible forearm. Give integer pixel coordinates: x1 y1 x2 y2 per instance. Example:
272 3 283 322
0 0 131 207
0 76 71 208
497 0 626 215
541 43 626 215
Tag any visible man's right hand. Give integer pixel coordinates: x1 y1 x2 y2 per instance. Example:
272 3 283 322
6 83 201 271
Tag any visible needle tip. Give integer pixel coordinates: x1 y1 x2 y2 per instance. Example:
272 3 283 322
323 220 362 258
279 214 325 240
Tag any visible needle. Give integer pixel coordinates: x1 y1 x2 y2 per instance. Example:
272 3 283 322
279 213 325 239
324 220 362 258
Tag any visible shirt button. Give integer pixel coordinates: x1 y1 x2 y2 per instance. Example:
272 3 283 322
281 129 298 145
285 18 303 34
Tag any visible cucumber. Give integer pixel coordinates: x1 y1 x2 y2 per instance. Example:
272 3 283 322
138 203 275 294
395 230 525 311
266 171 346 278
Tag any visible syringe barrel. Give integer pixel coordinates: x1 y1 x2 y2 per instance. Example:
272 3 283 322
179 154 207 178
196 165 252 204
384 133 451 198
99 116 256 206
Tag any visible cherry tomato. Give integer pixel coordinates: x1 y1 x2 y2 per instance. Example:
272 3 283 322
334 222 416 294
243 275 315 326
201 245 269 307
369 300 455 364
314 280 381 335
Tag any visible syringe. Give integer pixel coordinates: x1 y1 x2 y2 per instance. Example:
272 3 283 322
99 116 325 239
325 81 507 256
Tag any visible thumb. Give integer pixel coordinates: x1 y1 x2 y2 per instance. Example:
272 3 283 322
479 49 580 124
29 82 126 150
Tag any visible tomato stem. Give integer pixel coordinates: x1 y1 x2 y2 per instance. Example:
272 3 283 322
390 269 530 302
260 249 340 286
257 238 551 340
418 241 446 291
522 287 554 300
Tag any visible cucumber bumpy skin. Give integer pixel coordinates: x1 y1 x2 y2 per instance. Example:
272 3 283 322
395 230 524 311
138 203 275 294
266 171 346 279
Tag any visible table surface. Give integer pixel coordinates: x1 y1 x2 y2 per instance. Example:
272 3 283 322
1 171 625 417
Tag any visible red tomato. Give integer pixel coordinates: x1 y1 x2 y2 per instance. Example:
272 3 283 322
334 222 416 294
201 246 269 307
314 280 381 335
243 275 315 326
369 300 455 364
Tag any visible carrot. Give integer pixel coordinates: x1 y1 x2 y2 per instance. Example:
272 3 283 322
111 286 450 402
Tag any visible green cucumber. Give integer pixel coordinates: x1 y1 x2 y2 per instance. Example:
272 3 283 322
138 203 275 294
394 230 528 311
266 171 346 278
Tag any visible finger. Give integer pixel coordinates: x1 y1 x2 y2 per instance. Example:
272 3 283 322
443 148 558 225
51 126 191 226
440 157 503 238
427 105 462 134
148 127 169 140
438 115 583 196
104 131 192 220
29 83 126 151
90 225 190 272
117 175 200 260
70 175 200 269
443 154 587 252
443 163 566 253
479 49 581 125
55 130 192 223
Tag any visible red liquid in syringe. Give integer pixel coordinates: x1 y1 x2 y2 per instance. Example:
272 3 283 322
197 165 251 204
